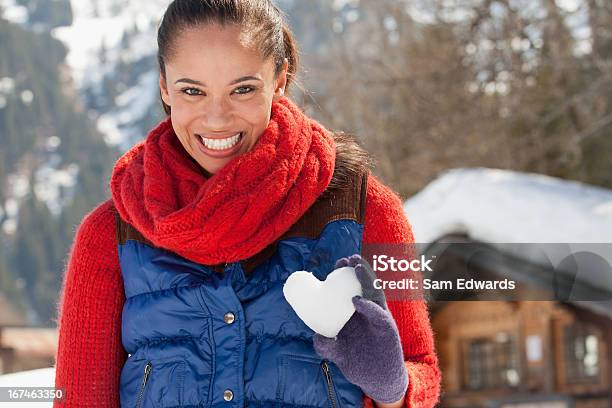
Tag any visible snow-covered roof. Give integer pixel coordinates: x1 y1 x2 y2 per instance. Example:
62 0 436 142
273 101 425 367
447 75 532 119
404 168 612 314
404 167 612 244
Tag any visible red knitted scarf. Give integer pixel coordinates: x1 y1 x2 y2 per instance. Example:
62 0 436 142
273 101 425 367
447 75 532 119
110 97 336 264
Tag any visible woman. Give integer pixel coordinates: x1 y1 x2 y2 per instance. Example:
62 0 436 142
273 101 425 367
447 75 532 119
53 1 441 407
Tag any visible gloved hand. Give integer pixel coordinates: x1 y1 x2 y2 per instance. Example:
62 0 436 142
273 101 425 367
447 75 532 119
313 254 409 404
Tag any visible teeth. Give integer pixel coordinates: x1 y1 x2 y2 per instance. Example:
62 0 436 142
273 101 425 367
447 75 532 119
200 133 242 150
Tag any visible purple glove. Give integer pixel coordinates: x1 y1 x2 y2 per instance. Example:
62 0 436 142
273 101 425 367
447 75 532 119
313 254 409 404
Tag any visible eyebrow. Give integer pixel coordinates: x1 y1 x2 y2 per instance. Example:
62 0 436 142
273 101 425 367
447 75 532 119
174 76 262 86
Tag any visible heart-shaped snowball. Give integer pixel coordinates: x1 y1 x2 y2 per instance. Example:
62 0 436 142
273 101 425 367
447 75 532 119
283 266 363 338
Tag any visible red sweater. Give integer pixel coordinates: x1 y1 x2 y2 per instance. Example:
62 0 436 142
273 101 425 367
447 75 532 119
53 174 441 407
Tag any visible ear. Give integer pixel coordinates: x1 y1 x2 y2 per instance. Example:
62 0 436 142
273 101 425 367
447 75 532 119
272 58 289 103
159 75 171 107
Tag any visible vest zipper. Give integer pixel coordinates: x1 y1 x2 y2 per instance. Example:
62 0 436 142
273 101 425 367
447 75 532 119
321 360 338 408
135 362 152 408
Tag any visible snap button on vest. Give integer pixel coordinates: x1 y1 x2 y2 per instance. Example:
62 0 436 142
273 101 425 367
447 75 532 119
224 312 235 324
223 389 234 401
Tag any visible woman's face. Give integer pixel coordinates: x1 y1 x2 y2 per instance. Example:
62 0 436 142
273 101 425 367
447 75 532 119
160 24 288 175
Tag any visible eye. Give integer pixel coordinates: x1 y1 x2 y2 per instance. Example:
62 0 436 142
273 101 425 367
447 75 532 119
181 87 203 96
233 85 255 95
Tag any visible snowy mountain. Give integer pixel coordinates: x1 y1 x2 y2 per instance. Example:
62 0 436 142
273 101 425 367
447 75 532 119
0 0 118 325
51 0 169 150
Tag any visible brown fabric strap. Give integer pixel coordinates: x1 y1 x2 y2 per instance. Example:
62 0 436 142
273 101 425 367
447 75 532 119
280 169 368 240
114 169 368 275
115 207 154 247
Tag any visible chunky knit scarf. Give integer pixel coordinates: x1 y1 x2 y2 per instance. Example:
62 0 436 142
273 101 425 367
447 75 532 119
110 97 335 264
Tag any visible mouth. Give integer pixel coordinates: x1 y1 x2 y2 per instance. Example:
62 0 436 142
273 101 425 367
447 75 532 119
197 132 244 150
195 132 246 158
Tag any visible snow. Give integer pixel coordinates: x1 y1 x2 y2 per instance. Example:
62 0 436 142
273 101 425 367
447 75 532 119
34 161 79 216
0 76 18 109
20 89 34 105
7 174 29 200
50 0 169 148
404 167 612 244
0 0 29 25
3 152 79 231
97 69 159 148
333 0 358 11
0 77 14 109
284 266 362 338
0 367 55 408
403 167 612 302
0 368 55 386
556 0 581 12
51 0 167 89
2 218 17 234
121 26 158 65
45 136 61 151
0 77 16 94
4 157 79 221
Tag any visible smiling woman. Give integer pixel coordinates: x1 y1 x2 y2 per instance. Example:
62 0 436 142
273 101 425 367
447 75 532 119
158 22 289 174
53 1 441 407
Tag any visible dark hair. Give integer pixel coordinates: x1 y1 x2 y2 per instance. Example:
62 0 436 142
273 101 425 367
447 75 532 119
157 0 299 115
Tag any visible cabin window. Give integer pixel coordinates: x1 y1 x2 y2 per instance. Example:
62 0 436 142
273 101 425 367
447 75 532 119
463 332 520 390
563 323 600 382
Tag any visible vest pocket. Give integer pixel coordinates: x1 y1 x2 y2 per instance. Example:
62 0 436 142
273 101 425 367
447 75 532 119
321 360 340 408
277 354 342 408
135 362 152 408
120 335 214 408
122 356 186 408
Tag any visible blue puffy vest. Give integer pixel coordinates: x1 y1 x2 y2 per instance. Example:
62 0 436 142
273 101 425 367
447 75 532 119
115 171 368 408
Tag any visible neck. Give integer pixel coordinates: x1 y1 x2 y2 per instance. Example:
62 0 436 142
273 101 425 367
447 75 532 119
187 155 214 178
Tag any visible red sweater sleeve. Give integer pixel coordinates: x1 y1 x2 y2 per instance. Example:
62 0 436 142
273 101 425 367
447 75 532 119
54 199 126 407
362 174 442 408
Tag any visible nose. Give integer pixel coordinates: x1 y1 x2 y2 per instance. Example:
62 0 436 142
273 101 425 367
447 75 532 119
203 96 233 131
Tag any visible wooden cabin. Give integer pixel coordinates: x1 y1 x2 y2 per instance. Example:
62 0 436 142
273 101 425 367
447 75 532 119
0 293 26 374
402 168 612 407
0 293 57 374
1 327 58 373
425 236 612 408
